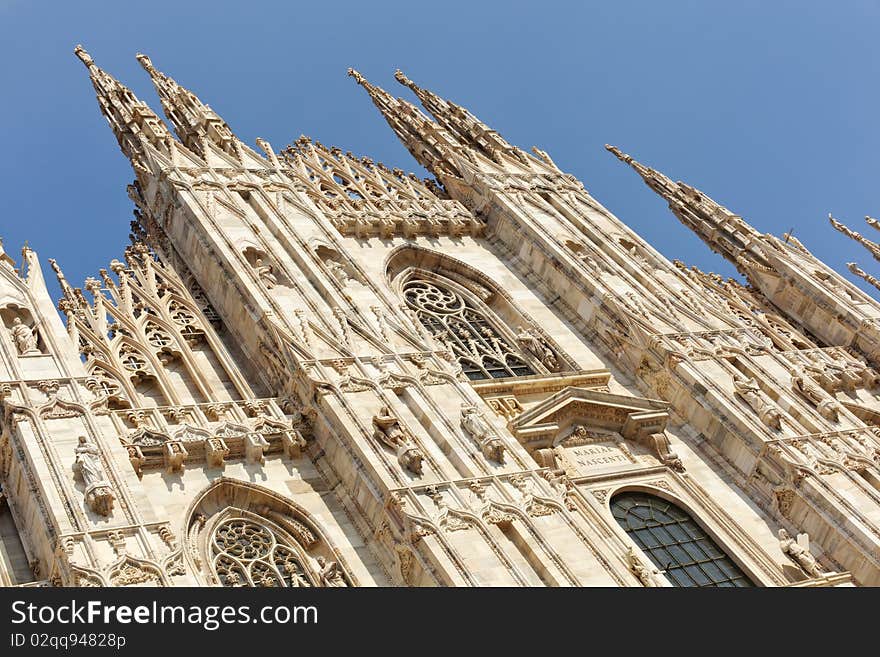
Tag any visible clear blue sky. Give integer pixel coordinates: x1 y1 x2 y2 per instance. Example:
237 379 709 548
2 1 879 302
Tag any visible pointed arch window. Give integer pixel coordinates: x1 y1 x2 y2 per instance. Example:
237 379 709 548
402 277 535 381
211 515 316 587
611 492 754 587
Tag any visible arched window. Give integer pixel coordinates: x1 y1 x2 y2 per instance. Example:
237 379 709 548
611 492 754 587
211 515 317 587
402 278 535 381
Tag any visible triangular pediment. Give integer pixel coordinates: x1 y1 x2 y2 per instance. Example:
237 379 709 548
510 386 669 446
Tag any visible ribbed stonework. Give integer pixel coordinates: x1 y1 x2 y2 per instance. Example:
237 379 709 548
2 47 880 587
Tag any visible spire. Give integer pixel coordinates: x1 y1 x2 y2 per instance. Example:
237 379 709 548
607 145 771 276
136 53 241 160
848 262 880 294
394 70 530 167
347 68 463 178
828 214 880 263
606 145 683 200
865 216 880 235
74 45 173 172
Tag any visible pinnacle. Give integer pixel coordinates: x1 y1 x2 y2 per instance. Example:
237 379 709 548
347 68 366 85
605 144 631 163
73 44 94 68
135 53 155 73
394 69 415 88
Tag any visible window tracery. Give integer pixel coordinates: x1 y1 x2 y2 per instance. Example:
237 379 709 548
402 277 535 381
210 516 316 587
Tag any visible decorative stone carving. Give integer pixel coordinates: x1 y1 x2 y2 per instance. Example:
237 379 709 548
281 429 306 459
516 325 558 371
509 474 555 517
315 556 347 587
372 405 424 475
126 444 145 478
790 365 841 422
72 436 115 516
205 437 229 468
626 547 661 587
325 260 350 287
254 258 278 288
460 403 505 462
10 317 40 355
163 440 188 474
245 433 270 464
778 529 826 578
647 432 685 472
486 395 524 420
732 374 782 430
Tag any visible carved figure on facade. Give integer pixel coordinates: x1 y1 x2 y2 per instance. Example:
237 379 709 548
626 547 661 587
72 436 115 516
372 405 424 475
316 556 347 587
460 403 505 462
778 529 826 578
325 260 351 287
515 325 558 371
10 317 40 355
732 374 782 430
790 365 841 422
253 258 278 289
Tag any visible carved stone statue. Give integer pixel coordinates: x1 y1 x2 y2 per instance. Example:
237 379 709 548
372 405 423 475
326 260 350 286
778 528 825 578
316 556 347 587
72 435 114 516
282 560 310 587
10 317 39 355
626 547 660 587
253 258 277 288
460 403 505 462
732 375 782 430
819 356 858 391
516 325 558 370
789 365 841 422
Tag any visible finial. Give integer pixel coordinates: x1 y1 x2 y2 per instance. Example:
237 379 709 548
255 137 275 160
135 53 155 73
866 216 880 232
394 69 414 88
605 144 631 163
846 262 880 291
73 44 94 68
347 68 366 85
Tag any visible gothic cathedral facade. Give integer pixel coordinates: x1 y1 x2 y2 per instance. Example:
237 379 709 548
1 46 879 587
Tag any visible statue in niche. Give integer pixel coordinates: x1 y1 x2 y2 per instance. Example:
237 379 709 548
10 317 39 355
372 405 424 475
253 258 277 289
789 365 841 422
325 260 350 287
732 374 782 430
316 556 347 587
460 403 505 462
516 326 558 371
72 435 115 516
778 529 825 578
